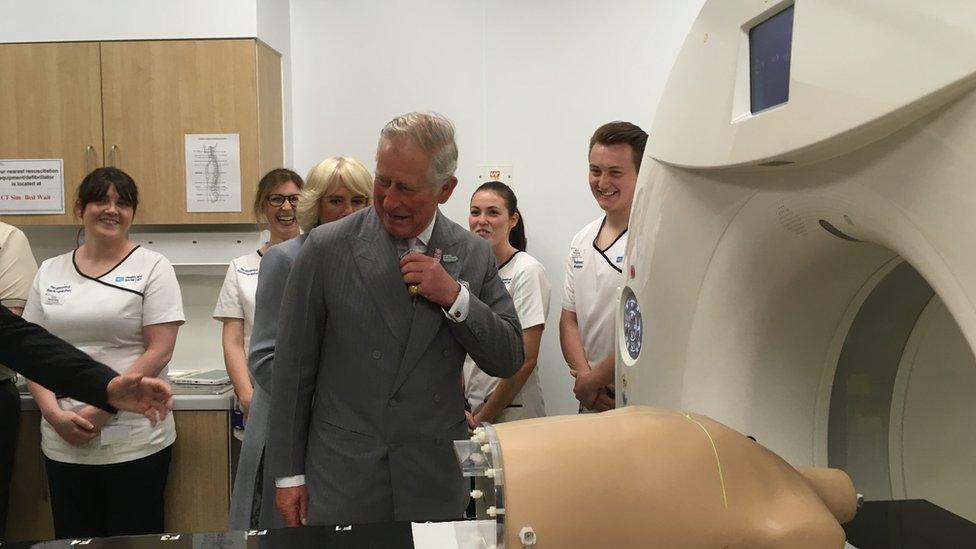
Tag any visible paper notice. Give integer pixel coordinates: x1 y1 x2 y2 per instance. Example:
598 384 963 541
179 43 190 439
0 158 65 214
185 134 242 213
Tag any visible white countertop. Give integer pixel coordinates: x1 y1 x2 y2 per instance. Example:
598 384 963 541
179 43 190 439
16 376 234 412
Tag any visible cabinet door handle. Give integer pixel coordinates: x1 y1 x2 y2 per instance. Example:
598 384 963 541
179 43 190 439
109 145 120 167
85 145 96 174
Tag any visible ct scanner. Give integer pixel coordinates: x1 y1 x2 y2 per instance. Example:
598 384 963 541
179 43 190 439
447 1 976 548
618 0 976 525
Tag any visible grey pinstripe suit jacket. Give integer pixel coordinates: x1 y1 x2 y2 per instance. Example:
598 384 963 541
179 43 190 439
268 207 523 524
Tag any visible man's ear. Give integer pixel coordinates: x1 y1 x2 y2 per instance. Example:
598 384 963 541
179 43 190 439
437 176 458 204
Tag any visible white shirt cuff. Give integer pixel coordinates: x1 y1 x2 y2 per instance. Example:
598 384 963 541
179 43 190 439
443 282 469 322
275 475 306 488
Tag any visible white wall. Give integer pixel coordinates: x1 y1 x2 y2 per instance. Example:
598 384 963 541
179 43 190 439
289 0 705 415
0 0 257 43
256 0 295 166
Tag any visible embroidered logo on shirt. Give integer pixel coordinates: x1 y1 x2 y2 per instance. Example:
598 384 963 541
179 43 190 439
237 267 259 276
501 277 513 285
114 274 144 283
571 247 583 269
616 256 624 263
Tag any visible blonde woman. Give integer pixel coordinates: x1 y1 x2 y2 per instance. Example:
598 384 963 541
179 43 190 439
229 157 372 529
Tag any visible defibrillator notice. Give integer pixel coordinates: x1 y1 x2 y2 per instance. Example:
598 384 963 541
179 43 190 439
0 158 65 215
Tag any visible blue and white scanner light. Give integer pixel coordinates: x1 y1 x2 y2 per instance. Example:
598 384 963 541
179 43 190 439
619 0 976 522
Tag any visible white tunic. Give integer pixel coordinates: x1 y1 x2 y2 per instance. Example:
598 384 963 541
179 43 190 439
463 251 550 421
213 250 263 351
562 217 627 370
0 221 38 380
23 246 184 465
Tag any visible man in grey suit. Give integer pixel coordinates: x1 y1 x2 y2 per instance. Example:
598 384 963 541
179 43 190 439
270 112 524 526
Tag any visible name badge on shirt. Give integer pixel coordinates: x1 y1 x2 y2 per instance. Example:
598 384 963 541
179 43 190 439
43 284 72 306
100 425 132 446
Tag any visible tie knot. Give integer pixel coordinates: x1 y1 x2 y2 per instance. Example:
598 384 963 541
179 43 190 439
396 238 425 258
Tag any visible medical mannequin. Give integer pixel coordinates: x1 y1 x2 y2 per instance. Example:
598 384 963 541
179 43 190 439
491 406 856 548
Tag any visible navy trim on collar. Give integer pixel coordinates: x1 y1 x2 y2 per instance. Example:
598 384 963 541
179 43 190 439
72 246 145 298
590 217 626 273
497 250 520 271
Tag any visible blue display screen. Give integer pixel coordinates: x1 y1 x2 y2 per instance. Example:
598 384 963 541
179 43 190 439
749 5 794 113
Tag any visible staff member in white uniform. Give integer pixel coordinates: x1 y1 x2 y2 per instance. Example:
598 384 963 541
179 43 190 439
213 169 304 424
560 121 647 412
0 220 37 539
464 181 550 425
24 167 185 539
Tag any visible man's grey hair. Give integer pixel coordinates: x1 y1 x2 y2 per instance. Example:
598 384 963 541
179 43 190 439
379 112 458 187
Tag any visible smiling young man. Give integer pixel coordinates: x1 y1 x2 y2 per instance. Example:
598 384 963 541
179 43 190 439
560 121 648 413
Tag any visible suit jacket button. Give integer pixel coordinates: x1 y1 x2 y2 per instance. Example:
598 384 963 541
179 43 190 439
388 397 397 407
371 350 382 359
432 393 441 403
441 349 450 357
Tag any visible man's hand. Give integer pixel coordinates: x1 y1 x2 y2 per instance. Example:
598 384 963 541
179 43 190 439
590 389 616 412
465 410 478 434
570 369 603 409
238 387 253 421
276 485 309 527
76 405 112 433
400 252 460 307
48 410 98 446
106 374 173 426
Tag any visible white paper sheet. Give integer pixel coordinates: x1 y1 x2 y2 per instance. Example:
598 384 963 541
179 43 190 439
184 134 242 213
0 158 65 214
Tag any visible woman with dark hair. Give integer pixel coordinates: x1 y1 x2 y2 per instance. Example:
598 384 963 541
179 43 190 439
464 181 550 425
213 168 303 527
24 167 185 538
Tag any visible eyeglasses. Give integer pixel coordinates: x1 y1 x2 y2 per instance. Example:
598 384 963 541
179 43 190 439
267 194 300 207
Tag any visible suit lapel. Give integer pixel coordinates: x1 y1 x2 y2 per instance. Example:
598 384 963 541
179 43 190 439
391 211 463 394
350 210 413 343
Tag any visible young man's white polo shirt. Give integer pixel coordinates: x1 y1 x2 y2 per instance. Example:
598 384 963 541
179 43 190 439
562 216 627 371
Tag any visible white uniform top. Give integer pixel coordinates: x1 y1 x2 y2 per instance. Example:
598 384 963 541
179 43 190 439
0 221 38 380
463 251 550 420
562 217 627 370
23 246 184 465
213 250 263 351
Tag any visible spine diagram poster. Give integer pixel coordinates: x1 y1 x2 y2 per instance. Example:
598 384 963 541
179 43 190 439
185 134 242 213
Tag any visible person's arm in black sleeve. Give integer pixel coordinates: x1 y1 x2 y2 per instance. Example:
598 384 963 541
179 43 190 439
0 304 117 412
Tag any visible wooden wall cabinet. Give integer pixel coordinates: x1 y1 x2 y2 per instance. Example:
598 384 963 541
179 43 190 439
0 42 104 224
0 39 283 226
